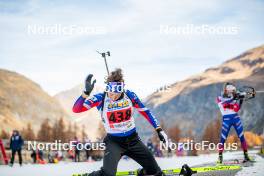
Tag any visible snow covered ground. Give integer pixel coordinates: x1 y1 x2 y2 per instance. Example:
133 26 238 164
0 150 263 176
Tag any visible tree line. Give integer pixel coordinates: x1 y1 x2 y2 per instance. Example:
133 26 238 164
0 116 263 148
0 117 88 142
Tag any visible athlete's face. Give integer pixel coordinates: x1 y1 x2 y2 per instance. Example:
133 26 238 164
108 92 122 101
224 85 236 97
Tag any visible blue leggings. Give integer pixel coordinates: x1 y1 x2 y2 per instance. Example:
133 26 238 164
219 114 247 152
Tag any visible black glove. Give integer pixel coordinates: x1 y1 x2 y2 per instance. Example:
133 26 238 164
156 128 168 145
234 92 246 106
234 92 245 100
84 74 96 96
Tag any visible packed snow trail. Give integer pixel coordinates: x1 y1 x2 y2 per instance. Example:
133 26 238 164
0 150 263 176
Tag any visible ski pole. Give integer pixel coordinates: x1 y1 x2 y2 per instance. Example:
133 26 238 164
97 51 110 75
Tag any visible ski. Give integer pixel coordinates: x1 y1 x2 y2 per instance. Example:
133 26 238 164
222 159 255 165
217 157 256 167
117 165 241 176
0 139 8 165
72 165 241 176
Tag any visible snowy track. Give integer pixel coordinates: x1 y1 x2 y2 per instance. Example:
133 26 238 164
1 150 263 176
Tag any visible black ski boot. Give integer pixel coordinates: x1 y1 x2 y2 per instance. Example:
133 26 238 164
243 151 251 163
179 164 196 176
137 168 166 176
217 153 223 164
154 170 166 176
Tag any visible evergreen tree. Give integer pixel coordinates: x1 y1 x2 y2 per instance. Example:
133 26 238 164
168 124 181 142
57 117 66 142
0 129 10 139
23 122 35 141
52 120 59 141
66 122 74 142
81 125 87 141
37 118 52 142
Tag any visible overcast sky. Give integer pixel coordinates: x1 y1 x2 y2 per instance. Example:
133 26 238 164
0 0 263 98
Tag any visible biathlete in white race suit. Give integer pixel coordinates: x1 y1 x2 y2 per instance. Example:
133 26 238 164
73 68 168 176
216 82 251 164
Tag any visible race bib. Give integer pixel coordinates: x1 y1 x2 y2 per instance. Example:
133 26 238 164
106 107 132 126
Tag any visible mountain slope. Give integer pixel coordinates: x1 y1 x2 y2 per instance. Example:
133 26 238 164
142 45 264 137
0 69 68 133
54 85 104 140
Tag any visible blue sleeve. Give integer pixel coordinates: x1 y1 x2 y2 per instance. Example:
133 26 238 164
126 90 160 129
73 93 104 113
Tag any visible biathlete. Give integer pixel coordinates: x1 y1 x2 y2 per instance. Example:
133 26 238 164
73 68 168 176
216 82 251 164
